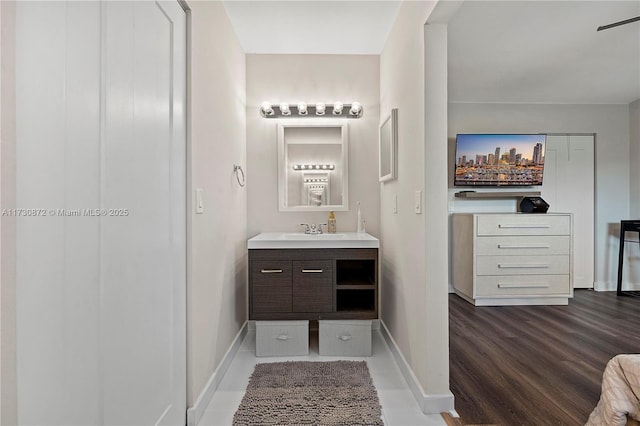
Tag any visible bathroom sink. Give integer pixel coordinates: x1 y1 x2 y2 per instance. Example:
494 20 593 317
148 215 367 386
248 232 379 249
279 233 347 240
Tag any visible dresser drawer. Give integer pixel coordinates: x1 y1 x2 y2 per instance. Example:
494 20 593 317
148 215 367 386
252 260 292 287
476 235 570 256
476 275 570 296
476 215 570 236
476 255 570 275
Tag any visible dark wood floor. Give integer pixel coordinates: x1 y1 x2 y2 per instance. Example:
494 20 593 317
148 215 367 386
449 290 640 426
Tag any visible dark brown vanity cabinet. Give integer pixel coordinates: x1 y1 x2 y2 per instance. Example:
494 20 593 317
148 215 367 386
250 260 292 314
292 260 333 313
249 248 378 320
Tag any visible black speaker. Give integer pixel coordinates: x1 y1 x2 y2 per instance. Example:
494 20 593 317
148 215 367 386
519 196 549 213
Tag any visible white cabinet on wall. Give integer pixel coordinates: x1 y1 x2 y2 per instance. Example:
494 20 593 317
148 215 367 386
542 135 594 289
451 213 573 306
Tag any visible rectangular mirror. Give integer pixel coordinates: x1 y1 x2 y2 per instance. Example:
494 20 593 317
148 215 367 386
278 121 348 211
379 108 398 182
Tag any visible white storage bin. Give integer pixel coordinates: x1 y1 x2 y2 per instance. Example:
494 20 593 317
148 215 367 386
255 320 309 357
319 320 372 357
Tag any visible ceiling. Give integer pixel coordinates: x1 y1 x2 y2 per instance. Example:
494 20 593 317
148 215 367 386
223 0 640 104
222 1 401 55
446 0 640 104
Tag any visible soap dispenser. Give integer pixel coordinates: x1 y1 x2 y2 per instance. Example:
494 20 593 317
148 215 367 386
327 211 337 233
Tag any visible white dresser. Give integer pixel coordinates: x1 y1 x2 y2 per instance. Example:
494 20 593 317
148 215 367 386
451 213 573 306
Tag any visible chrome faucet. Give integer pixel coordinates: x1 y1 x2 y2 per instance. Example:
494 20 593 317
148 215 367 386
300 223 327 234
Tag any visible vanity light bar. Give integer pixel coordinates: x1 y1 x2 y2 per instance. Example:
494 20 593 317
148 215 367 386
293 164 335 171
304 177 329 183
260 102 363 119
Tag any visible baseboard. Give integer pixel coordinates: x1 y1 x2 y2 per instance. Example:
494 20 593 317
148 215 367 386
594 281 640 292
186 321 248 426
594 281 611 291
379 320 454 414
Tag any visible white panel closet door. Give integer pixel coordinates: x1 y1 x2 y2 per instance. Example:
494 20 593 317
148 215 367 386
16 1 186 424
542 135 595 289
102 1 186 424
16 2 102 423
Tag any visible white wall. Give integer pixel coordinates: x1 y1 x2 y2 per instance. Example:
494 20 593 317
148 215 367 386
246 54 380 237
628 100 640 286
630 99 640 217
1 5 3 421
449 102 631 290
380 0 453 412
0 1 17 423
187 0 247 409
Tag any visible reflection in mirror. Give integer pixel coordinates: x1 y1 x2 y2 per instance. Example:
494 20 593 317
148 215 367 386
278 122 348 211
302 173 330 206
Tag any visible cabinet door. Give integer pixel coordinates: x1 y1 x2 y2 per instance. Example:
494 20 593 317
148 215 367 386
252 260 292 313
542 135 594 288
292 260 333 312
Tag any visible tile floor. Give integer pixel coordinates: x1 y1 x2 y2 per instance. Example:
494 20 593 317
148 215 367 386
198 328 447 426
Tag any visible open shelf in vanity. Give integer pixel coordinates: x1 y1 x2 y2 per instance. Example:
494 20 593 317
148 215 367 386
335 258 376 314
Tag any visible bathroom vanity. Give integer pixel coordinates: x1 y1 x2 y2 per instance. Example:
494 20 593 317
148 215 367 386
247 232 379 320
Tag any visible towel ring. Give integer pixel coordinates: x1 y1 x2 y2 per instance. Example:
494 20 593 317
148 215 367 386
234 165 245 187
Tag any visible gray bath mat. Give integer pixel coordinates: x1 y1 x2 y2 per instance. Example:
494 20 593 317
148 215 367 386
232 360 384 425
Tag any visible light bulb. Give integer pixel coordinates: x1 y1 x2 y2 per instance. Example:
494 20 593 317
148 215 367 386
261 101 274 116
297 102 308 115
279 103 290 116
349 101 362 116
315 103 326 116
333 102 343 115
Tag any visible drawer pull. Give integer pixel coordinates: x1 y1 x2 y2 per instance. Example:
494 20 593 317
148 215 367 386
498 224 550 229
301 269 324 273
276 334 290 341
338 334 353 341
261 269 283 274
497 263 549 269
498 283 549 289
497 244 550 249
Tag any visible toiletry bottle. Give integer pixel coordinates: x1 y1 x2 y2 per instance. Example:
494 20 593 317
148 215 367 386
328 211 336 233
357 202 364 233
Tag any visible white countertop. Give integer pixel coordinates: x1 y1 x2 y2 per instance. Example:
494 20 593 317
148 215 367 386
247 232 380 249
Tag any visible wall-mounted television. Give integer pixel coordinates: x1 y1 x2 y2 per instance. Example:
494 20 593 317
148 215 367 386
454 134 546 187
